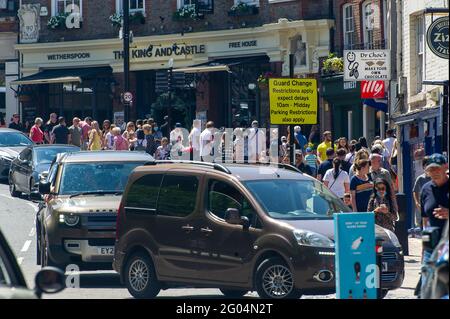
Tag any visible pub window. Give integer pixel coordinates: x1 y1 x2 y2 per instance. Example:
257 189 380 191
52 0 82 18
116 0 146 15
177 0 213 13
343 4 354 50
416 15 424 94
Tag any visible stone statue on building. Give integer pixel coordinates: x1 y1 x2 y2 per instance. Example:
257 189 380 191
18 4 41 44
292 36 307 67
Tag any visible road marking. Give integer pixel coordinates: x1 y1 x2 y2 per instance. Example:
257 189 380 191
29 227 36 237
17 257 24 265
0 194 12 200
21 240 32 252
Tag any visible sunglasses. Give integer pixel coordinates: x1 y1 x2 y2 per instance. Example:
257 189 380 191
377 187 386 191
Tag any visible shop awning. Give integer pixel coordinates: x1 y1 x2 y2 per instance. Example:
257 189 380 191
363 98 388 112
172 55 269 74
11 67 112 86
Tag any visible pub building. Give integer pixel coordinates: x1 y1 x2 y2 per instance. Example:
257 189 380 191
13 18 334 130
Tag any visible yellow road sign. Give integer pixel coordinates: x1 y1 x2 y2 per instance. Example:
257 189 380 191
269 78 318 125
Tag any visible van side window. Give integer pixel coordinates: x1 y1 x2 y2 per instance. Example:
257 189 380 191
157 175 199 217
208 180 261 229
125 174 163 210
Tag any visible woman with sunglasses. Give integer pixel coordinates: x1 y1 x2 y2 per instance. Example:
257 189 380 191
367 178 397 231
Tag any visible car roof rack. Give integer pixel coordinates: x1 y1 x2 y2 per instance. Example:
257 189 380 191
146 160 232 174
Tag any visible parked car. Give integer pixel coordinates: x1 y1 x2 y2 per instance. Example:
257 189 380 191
35 151 154 271
0 228 65 299
420 221 449 299
9 144 80 197
0 128 33 181
113 161 404 299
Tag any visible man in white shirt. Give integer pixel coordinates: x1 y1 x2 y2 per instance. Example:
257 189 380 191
383 129 396 158
189 120 201 161
247 120 266 163
200 121 215 162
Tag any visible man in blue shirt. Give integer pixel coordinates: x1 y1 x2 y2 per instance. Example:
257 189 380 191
294 126 308 151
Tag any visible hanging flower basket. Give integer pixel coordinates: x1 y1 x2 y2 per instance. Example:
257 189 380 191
109 13 123 28
257 71 275 87
47 13 69 29
109 11 146 28
228 3 259 17
321 53 344 75
173 5 204 21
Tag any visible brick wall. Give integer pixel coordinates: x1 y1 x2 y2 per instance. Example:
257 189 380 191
22 0 332 43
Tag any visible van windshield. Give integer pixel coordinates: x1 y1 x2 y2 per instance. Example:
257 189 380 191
244 179 351 220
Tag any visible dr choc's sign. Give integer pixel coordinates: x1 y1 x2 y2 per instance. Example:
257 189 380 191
344 50 391 81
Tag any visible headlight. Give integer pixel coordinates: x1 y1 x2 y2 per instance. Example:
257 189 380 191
293 229 335 248
59 214 79 227
384 229 402 248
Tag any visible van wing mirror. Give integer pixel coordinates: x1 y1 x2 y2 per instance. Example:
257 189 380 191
225 208 242 225
38 181 51 195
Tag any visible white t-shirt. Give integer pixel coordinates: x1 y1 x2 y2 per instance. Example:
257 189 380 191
189 127 201 151
383 137 396 157
200 128 214 157
323 168 350 198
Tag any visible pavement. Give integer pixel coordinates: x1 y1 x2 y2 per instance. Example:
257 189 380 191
0 181 422 299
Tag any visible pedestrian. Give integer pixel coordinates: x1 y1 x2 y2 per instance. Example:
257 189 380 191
135 119 143 130
337 137 350 154
317 131 334 163
200 121 215 162
24 121 32 134
51 117 70 145
160 115 170 138
88 121 103 151
358 136 370 153
383 129 396 159
44 113 58 144
369 153 398 218
233 127 245 163
294 126 308 151
29 117 44 144
413 156 431 230
102 120 111 140
152 122 163 147
80 117 92 150
170 123 184 156
143 124 157 156
8 113 24 132
123 121 137 151
350 159 373 212
367 178 398 231
113 127 129 151
371 141 390 169
247 120 266 163
155 137 171 160
336 148 352 173
420 154 449 235
343 193 353 210
308 124 320 148
68 117 82 147
305 147 319 178
134 127 147 152
317 148 335 182
279 136 289 164
349 149 370 179
295 150 313 176
104 124 116 150
323 157 350 200
189 120 201 161
345 140 358 165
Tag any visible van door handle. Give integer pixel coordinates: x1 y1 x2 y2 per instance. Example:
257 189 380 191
200 227 213 235
182 225 195 232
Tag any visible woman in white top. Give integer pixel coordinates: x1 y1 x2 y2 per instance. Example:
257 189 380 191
323 158 350 199
233 127 245 163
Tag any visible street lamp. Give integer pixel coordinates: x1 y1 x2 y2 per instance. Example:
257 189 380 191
122 0 130 123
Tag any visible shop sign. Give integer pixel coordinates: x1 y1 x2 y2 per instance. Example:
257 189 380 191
344 50 391 81
122 92 133 104
361 80 385 99
228 40 258 49
113 44 206 60
334 212 378 299
47 52 91 61
427 16 449 59
343 81 357 90
269 78 318 125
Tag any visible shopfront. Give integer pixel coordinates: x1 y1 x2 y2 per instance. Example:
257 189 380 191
14 19 334 127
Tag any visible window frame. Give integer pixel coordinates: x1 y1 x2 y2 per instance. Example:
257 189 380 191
416 15 424 93
115 0 146 16
233 0 260 7
343 3 355 50
51 0 83 18
177 0 214 13
124 174 164 213
362 0 378 49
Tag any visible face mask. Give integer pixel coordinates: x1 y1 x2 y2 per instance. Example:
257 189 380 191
377 191 385 198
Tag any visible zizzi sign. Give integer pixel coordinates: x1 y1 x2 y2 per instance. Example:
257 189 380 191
427 16 449 59
113 44 206 60
344 50 391 81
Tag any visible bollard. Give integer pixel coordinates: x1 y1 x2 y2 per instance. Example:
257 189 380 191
395 193 409 255
375 237 384 299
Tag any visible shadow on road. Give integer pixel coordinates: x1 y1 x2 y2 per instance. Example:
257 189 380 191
72 273 125 289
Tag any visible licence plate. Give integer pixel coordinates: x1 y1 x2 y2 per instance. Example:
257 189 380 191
382 262 388 272
98 247 114 255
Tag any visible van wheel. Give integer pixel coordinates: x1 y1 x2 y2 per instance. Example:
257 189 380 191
220 289 248 298
255 257 302 299
125 252 160 299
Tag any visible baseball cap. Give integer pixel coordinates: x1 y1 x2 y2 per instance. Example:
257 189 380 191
425 153 447 170
295 150 303 156
281 136 287 141
252 120 259 127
